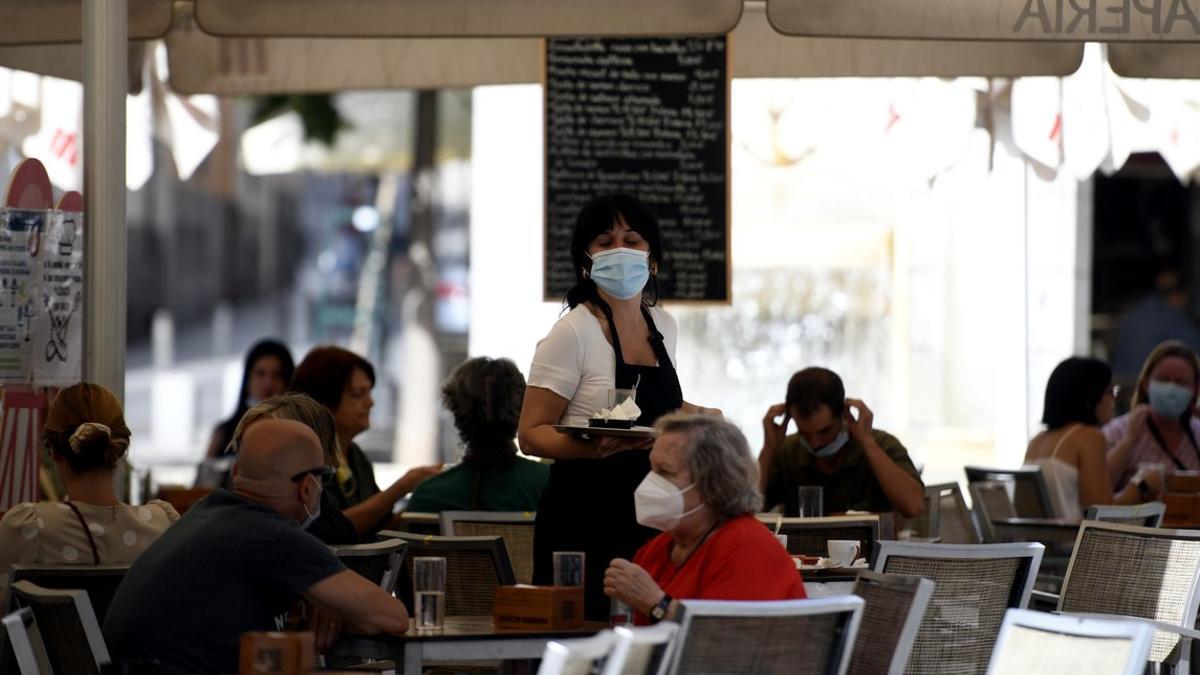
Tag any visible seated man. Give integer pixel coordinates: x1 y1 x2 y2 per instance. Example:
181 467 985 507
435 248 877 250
759 367 925 518
103 418 409 675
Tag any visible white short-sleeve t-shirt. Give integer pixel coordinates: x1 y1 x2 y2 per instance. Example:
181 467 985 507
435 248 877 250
528 304 679 425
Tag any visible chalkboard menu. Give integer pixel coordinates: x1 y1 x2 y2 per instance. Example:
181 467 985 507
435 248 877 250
544 37 730 303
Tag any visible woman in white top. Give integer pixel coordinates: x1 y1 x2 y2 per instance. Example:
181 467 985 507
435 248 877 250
1024 357 1161 521
0 383 179 607
518 194 714 620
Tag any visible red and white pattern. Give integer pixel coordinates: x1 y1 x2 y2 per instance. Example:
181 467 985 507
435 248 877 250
0 386 44 513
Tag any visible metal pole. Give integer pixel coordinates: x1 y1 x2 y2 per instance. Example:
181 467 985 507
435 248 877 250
83 0 128 401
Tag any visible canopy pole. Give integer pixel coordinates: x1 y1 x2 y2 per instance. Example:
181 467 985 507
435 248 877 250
83 0 128 401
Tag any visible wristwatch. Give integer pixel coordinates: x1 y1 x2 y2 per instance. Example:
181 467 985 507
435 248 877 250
649 594 672 623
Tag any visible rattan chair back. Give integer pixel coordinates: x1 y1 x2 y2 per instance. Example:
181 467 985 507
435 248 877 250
925 483 980 544
379 531 515 616
5 564 129 623
8 581 108 675
330 539 406 594
873 541 1044 675
965 466 1054 518
847 571 934 675
986 608 1153 675
1083 502 1165 529
1059 521 1200 664
665 598 864 675
537 630 616 675
968 481 1018 543
756 515 880 559
396 511 442 536
440 511 537 585
602 622 678 675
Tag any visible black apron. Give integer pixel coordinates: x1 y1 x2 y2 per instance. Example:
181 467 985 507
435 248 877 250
532 304 684 621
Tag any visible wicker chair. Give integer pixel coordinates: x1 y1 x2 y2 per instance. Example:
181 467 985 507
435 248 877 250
330 539 407 594
5 564 129 623
847 571 934 675
1083 502 1166 528
440 511 537 585
537 630 616 675
601 623 679 675
965 466 1054 518
8 581 109 675
378 531 515 616
1048 521 1200 670
663 598 864 675
986 608 1153 675
755 515 880 559
1 607 50 675
396 511 442 536
924 482 980 544
873 541 1044 674
968 481 1079 553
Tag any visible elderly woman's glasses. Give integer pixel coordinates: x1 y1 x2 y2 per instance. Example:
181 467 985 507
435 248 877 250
291 466 335 487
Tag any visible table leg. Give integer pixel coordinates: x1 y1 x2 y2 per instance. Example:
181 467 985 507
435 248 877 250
404 642 423 675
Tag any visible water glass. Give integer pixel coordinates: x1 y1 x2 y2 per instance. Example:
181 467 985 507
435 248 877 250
797 486 824 518
610 598 632 627
553 551 586 587
413 556 446 630
607 388 637 409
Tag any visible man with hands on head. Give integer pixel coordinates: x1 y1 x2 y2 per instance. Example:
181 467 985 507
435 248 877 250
759 367 925 518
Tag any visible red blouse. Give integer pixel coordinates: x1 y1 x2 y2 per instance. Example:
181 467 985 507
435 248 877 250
631 514 806 623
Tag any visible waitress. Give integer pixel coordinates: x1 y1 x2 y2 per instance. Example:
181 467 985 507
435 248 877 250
518 193 713 620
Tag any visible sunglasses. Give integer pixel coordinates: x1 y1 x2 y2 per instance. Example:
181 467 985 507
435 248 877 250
291 466 335 487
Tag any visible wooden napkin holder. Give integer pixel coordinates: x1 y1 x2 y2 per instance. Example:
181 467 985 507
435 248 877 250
493 585 585 629
238 631 314 674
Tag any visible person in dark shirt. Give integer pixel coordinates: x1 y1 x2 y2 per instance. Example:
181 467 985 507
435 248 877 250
103 419 409 675
758 367 925 518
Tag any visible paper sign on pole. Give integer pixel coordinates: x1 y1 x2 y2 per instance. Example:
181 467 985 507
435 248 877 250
0 209 44 384
32 210 82 385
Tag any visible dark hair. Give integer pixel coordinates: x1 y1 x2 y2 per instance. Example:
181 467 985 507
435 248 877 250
441 357 527 507
564 194 663 309
213 339 295 454
44 383 130 473
290 346 376 412
1041 357 1112 429
785 367 846 418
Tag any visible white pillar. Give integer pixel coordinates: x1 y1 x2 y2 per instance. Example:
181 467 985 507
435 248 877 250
83 0 128 401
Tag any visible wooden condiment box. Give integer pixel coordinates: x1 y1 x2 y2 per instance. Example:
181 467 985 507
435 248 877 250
1169 472 1200 493
239 631 314 674
493 585 585 629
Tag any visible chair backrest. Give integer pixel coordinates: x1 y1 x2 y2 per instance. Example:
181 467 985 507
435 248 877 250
847 571 935 675
601 622 679 675
536 630 616 675
9 581 109 675
440 511 537 585
965 466 1054 518
330 539 407 594
986 608 1153 675
755 515 880 559
6 564 129 623
1083 502 1166 528
1 608 50 675
1058 521 1200 665
925 482 980 544
193 456 234 488
664 597 864 675
396 511 442 536
378 531 515 615
873 541 1044 674
968 481 1018 543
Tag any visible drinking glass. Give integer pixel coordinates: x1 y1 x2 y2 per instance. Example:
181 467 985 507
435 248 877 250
553 551 586 587
797 486 824 518
607 388 637 409
413 556 447 630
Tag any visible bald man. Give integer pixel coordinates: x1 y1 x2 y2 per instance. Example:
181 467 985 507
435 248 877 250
103 419 409 675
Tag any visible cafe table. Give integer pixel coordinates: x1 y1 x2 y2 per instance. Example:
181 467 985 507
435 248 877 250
328 615 608 675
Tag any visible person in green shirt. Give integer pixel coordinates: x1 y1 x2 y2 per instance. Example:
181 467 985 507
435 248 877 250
408 357 550 513
758 367 926 518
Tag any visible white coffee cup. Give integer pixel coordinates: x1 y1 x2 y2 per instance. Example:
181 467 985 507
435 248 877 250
827 540 862 566
775 534 788 549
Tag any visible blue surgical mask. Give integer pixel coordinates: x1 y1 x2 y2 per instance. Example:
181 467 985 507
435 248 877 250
588 247 650 300
1149 380 1194 418
802 430 850 459
301 475 322 530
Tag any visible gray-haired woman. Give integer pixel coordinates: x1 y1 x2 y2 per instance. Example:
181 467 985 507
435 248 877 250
603 413 806 624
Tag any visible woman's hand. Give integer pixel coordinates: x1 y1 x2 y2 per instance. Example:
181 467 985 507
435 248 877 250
603 558 665 614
